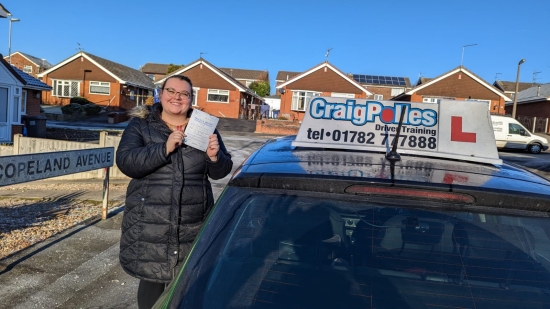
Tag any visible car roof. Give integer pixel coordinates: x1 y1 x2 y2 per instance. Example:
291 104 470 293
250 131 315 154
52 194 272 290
230 135 550 212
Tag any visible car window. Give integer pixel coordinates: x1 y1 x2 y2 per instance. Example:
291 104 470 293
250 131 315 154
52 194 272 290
509 123 525 135
167 187 550 309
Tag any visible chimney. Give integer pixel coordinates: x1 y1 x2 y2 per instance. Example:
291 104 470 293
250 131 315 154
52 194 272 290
538 85 541 96
286 74 289 80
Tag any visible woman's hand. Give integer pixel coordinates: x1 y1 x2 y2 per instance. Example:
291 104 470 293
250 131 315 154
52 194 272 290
166 130 186 155
206 134 219 162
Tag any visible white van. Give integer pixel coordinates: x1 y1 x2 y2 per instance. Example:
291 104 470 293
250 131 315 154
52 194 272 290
491 115 549 154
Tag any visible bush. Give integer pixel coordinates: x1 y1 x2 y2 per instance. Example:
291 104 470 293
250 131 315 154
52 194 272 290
82 103 102 115
70 96 92 105
61 103 85 115
144 96 155 106
278 116 289 120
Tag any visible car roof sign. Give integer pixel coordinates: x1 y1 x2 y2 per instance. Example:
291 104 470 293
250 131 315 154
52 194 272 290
292 97 502 165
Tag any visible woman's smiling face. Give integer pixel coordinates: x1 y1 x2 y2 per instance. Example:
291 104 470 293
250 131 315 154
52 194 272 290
160 78 193 117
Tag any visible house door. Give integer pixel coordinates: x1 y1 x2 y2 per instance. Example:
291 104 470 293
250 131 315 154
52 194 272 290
0 87 11 142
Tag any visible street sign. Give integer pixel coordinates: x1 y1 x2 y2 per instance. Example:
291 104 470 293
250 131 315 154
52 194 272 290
0 147 114 186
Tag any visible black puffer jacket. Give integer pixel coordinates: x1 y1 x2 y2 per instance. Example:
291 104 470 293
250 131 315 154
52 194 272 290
116 104 233 283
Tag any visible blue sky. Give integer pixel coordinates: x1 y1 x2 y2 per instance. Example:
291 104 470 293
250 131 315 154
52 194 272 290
3 0 549 94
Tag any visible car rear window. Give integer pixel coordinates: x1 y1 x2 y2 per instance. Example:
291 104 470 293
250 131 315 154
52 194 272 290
169 187 550 309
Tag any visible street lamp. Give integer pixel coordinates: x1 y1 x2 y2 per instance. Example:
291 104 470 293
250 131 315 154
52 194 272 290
8 17 20 64
511 59 526 118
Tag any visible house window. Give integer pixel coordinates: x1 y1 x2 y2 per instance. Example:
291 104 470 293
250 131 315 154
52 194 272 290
374 94 383 100
192 88 199 106
21 90 27 115
52 80 80 98
0 87 7 122
13 95 20 123
146 74 155 80
89 81 110 95
130 91 135 100
23 65 33 74
291 91 320 111
207 89 229 103
331 92 355 98
391 88 405 96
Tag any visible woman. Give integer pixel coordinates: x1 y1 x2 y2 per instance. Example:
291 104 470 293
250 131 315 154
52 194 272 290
116 75 233 308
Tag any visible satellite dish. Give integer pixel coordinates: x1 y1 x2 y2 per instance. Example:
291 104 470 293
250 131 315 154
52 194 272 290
278 88 285 94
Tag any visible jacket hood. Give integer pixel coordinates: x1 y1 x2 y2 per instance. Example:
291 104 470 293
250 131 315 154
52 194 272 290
128 104 153 119
128 104 194 120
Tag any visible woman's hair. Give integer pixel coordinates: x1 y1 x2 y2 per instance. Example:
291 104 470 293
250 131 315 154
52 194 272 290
157 75 194 117
160 75 193 94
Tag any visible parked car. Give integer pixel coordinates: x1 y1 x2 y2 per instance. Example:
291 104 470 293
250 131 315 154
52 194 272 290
491 115 549 153
154 99 550 309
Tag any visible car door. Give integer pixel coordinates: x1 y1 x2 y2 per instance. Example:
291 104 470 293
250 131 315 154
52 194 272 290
506 123 531 149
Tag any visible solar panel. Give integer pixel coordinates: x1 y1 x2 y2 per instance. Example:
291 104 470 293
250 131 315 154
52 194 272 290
352 74 407 86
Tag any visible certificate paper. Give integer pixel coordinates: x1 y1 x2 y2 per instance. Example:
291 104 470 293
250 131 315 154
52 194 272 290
183 109 219 152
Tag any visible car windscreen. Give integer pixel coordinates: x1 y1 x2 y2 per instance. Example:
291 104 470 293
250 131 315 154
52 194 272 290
166 187 550 309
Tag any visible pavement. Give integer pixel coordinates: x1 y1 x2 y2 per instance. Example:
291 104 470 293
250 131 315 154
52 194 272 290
0 112 277 308
0 178 138 309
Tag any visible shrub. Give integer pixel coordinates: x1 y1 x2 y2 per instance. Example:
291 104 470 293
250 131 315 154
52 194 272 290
278 116 289 120
70 96 92 105
144 96 155 106
82 103 102 115
61 103 85 115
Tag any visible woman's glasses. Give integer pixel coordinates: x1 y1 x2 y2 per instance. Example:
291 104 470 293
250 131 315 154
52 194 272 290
163 88 191 100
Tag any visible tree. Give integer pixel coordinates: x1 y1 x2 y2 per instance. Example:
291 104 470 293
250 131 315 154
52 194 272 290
166 64 184 74
248 80 270 97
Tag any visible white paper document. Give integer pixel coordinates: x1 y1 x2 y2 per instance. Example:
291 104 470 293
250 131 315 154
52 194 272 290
183 109 219 152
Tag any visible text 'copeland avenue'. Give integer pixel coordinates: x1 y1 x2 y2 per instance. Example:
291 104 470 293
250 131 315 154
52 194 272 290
0 148 114 185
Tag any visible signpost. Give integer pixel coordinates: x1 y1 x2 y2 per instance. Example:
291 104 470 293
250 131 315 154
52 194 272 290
0 147 115 219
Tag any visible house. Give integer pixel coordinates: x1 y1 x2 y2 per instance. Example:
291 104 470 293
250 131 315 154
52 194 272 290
275 61 372 121
140 63 170 82
276 71 301 88
4 51 53 78
263 95 281 118
0 53 51 142
392 66 511 114
37 52 155 110
155 58 265 119
219 68 269 87
493 80 537 102
349 73 412 100
504 83 550 118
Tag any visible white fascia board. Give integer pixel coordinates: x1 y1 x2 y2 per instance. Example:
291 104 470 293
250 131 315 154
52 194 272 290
155 60 248 93
16 52 40 67
277 63 372 96
84 56 125 84
37 53 124 85
406 68 511 101
404 68 462 95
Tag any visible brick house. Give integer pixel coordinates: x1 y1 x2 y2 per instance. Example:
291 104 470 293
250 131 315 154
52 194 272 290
38 52 154 110
140 63 170 82
0 54 51 142
219 68 269 87
392 66 511 114
155 58 265 119
275 61 372 121
4 51 53 78
493 80 537 102
349 73 412 101
504 83 550 118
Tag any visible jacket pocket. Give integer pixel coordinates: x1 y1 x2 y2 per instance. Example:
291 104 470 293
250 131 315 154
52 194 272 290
179 221 203 243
